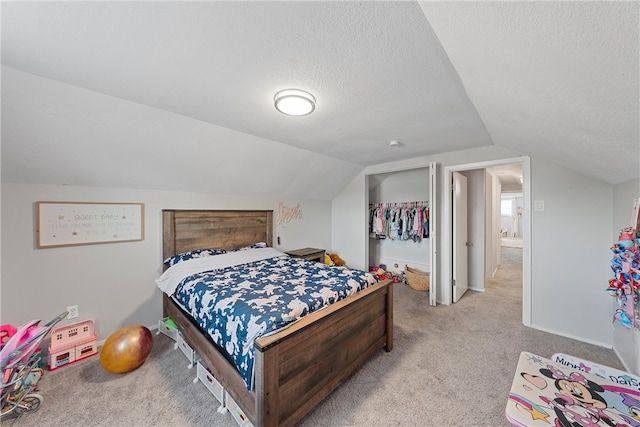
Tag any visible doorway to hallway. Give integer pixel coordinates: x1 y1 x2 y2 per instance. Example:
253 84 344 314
442 156 531 327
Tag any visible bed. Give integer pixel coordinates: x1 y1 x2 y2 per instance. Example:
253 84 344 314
160 209 393 427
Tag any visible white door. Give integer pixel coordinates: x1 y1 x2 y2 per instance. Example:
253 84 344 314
453 171 469 302
428 162 437 306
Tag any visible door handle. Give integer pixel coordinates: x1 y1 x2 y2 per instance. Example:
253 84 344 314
466 242 473 247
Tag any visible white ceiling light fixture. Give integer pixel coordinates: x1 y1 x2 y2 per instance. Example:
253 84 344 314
274 89 316 116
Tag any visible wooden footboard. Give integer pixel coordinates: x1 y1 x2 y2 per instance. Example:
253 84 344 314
163 278 393 427
255 278 393 426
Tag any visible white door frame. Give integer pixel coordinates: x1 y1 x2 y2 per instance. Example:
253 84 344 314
452 171 469 302
442 156 531 327
428 163 437 306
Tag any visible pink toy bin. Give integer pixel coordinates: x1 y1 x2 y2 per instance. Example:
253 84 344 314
0 324 17 349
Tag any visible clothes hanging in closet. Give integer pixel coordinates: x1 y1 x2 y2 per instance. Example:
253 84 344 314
369 202 429 242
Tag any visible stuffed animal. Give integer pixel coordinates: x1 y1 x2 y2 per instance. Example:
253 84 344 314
375 267 393 280
324 253 334 265
329 253 345 266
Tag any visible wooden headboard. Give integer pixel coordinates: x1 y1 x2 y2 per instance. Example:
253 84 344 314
162 210 273 262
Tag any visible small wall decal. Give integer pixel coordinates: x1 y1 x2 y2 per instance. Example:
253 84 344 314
276 202 302 226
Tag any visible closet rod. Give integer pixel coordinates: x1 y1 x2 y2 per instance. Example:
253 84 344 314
369 201 429 208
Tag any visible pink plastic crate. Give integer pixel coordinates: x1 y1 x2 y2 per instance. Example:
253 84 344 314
48 319 98 370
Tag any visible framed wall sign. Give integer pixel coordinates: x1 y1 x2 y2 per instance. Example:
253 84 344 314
36 202 144 248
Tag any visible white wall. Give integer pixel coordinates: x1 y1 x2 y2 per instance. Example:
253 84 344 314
612 179 640 239
331 173 368 271
528 158 613 346
1 182 331 343
332 146 619 347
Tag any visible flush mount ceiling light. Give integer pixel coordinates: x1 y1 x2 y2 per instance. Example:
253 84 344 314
274 89 316 116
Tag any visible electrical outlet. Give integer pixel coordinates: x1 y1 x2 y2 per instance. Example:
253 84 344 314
66 305 79 319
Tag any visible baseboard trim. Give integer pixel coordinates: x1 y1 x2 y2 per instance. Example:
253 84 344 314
529 322 613 349
613 346 634 373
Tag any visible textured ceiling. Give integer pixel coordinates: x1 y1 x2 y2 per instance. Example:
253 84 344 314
1 1 638 198
420 1 639 186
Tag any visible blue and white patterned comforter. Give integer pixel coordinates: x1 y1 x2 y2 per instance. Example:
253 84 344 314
156 248 378 389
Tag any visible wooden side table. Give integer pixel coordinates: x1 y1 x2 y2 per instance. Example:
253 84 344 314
285 248 325 263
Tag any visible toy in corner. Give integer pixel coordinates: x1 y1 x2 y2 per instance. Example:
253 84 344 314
324 253 334 266
329 253 345 266
369 264 403 283
100 325 153 374
324 252 346 267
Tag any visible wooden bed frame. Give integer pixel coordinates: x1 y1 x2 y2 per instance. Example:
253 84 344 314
162 209 393 427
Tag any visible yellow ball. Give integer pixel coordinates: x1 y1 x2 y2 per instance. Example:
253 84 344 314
100 325 153 374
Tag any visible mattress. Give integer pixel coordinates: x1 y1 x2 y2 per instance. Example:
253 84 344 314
156 247 378 389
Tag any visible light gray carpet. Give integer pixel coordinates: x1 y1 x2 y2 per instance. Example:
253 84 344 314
5 248 622 426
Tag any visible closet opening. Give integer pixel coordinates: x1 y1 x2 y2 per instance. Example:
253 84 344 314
367 163 437 306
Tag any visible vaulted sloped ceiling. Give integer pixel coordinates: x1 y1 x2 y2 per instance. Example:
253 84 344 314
420 1 639 186
1 1 637 200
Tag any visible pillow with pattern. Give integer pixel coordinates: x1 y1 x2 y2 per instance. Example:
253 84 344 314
231 242 268 252
163 248 227 267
